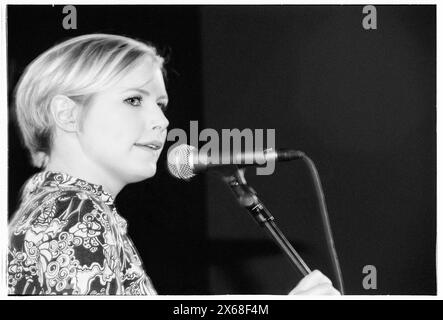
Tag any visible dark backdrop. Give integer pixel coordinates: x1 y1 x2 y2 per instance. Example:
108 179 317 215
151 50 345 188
7 5 436 295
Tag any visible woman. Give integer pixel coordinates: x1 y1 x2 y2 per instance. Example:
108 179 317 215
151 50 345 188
8 34 339 295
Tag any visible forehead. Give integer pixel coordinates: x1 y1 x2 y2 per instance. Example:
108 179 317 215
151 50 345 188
116 58 166 94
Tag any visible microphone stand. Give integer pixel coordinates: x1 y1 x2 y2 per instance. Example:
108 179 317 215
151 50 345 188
220 168 311 277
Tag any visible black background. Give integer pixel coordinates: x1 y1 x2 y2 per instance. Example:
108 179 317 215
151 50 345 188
7 5 436 295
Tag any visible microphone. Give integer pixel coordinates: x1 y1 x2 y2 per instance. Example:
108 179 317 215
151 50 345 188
167 144 305 180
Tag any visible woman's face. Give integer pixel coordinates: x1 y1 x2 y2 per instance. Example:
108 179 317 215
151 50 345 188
77 58 169 186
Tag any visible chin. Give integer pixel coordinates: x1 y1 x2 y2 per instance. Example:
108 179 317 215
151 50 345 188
129 164 157 183
120 157 159 183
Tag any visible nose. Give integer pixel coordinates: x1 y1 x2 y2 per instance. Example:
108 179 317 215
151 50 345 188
146 103 169 134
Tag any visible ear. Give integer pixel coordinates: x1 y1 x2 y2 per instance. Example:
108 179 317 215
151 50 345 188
50 95 80 132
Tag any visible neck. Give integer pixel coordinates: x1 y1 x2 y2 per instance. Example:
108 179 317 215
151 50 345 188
45 149 124 198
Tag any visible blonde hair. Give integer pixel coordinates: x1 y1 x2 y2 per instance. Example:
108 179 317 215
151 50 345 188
14 33 165 168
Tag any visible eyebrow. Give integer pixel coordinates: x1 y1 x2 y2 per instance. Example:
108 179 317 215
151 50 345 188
123 88 168 101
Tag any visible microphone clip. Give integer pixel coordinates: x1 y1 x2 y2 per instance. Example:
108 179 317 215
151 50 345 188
221 168 275 225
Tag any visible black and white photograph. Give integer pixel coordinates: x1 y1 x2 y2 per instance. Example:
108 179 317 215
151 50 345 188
2 3 436 299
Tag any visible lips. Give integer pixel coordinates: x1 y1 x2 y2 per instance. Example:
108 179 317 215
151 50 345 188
134 140 164 151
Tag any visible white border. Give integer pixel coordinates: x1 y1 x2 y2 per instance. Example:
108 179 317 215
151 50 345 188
0 1 8 298
0 1 439 300
0 1 440 4
436 0 440 298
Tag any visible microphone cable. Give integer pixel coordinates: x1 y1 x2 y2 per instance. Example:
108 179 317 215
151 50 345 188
297 152 345 295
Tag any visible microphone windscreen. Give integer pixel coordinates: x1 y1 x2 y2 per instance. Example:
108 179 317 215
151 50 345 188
167 144 196 180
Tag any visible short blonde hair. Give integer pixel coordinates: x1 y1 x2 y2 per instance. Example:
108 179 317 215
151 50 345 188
14 33 165 168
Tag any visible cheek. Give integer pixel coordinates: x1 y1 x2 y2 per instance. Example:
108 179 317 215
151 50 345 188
82 110 144 149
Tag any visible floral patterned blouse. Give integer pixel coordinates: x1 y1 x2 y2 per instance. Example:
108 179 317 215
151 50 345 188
8 171 157 295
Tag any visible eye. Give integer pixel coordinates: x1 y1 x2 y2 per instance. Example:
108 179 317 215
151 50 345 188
124 96 143 107
157 101 168 112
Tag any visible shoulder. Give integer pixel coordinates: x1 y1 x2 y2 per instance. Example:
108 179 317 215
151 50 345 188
10 188 111 244
8 189 118 295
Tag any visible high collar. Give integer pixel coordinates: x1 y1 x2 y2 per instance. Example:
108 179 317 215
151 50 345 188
23 170 116 206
